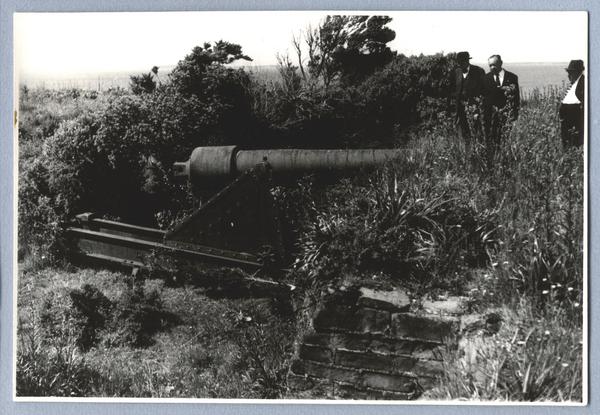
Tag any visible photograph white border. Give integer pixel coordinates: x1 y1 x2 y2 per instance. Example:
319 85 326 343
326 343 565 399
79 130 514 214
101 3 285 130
2 1 597 414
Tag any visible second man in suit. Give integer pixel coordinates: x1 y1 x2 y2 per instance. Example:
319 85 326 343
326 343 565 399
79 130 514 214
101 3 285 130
483 55 520 150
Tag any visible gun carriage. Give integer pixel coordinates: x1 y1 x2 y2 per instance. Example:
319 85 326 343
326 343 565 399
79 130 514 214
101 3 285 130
67 146 402 286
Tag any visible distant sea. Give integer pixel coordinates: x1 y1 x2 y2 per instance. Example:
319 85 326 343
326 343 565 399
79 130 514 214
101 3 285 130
474 62 570 94
20 62 571 94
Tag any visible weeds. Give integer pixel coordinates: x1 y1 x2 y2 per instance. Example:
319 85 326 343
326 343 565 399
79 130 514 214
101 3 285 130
427 298 582 401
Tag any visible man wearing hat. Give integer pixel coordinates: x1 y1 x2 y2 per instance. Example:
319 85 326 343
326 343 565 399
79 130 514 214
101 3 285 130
447 51 486 148
559 59 585 147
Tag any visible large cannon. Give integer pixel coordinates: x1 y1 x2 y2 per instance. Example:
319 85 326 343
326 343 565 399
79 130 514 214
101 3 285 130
68 146 402 284
173 145 403 188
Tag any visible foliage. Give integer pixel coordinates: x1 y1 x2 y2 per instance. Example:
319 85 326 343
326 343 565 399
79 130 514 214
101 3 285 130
251 53 455 149
298 15 396 87
130 71 156 95
293 163 497 295
22 42 257 236
169 41 252 96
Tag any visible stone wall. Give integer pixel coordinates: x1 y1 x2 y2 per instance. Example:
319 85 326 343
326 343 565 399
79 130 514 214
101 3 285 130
288 287 465 400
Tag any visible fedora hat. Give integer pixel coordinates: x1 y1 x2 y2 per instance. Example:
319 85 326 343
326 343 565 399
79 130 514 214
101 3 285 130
565 60 584 72
457 51 471 61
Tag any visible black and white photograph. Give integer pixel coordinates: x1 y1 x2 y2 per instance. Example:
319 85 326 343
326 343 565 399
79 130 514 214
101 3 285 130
13 10 587 403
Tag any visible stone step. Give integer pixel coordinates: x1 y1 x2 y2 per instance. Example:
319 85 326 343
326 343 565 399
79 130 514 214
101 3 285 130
357 287 411 312
290 359 419 394
302 332 445 360
313 304 459 344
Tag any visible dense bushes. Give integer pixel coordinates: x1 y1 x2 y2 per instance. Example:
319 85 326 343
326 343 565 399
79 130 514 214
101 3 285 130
20 42 260 242
19 43 459 262
251 53 455 149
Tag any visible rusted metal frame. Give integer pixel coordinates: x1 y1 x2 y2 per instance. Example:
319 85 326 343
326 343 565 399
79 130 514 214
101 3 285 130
75 213 165 242
68 227 264 269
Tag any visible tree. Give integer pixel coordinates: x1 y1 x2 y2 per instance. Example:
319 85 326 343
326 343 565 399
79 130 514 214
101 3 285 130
130 72 156 95
169 41 252 96
295 15 396 87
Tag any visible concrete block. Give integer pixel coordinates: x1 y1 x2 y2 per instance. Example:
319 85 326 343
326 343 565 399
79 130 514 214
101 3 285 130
361 372 418 393
422 296 468 316
391 313 459 343
357 287 411 312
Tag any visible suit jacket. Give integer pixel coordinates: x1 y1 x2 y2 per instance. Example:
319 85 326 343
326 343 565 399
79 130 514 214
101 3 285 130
483 70 520 118
448 65 485 109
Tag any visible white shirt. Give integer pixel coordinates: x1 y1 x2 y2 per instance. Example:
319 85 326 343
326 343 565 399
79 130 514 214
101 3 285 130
562 74 583 104
462 66 470 79
493 69 505 86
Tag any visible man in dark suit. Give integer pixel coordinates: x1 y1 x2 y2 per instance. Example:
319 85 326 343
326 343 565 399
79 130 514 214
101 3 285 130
559 60 585 148
448 51 485 148
482 55 520 151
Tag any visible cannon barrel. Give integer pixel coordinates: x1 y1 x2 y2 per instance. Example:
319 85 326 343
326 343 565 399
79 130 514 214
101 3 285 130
173 146 403 185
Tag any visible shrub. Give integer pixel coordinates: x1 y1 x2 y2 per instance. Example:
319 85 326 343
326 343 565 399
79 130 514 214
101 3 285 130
130 72 156 95
38 42 259 232
18 153 61 261
294 164 497 294
252 52 455 149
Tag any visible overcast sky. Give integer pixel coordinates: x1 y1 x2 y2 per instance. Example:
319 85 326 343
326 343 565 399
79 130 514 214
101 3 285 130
14 11 588 77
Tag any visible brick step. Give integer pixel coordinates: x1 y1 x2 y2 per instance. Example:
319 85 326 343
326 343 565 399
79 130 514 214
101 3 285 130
287 373 419 400
313 304 459 344
301 332 445 360
286 286 466 399
289 359 424 394
298 344 443 377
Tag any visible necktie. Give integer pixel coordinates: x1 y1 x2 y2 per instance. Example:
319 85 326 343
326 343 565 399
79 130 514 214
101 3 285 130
495 74 501 86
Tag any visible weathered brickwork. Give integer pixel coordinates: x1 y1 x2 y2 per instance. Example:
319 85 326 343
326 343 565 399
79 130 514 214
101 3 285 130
288 287 463 400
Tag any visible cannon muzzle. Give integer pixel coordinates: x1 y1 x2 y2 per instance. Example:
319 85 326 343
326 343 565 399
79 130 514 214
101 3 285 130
174 146 403 186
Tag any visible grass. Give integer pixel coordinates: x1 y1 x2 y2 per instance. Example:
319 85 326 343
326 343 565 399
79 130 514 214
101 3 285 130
17 266 296 398
424 298 582 401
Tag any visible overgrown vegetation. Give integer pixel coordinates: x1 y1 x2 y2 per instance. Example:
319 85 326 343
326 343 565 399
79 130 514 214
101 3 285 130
17 15 583 401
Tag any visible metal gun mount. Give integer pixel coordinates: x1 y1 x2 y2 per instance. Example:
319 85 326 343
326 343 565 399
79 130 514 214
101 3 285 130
68 146 402 279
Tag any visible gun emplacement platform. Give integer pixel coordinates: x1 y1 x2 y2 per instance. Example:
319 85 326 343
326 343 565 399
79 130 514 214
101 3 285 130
67 146 402 282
